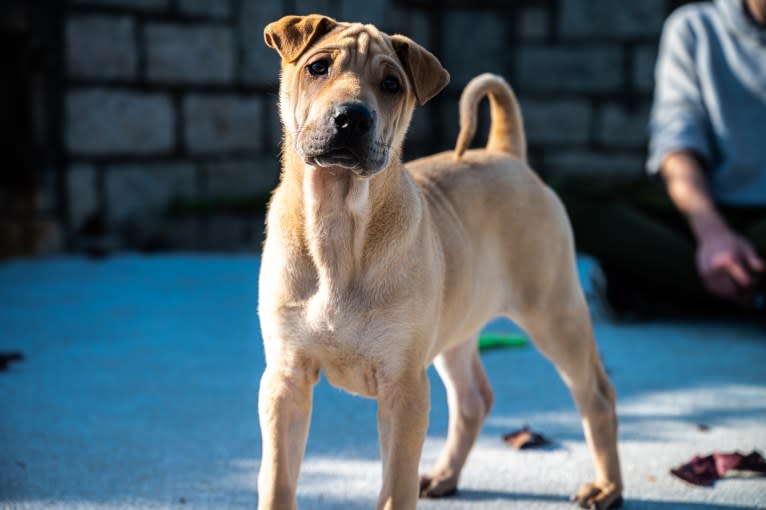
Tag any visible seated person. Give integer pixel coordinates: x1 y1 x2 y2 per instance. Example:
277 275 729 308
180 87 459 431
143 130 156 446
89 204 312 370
554 0 766 316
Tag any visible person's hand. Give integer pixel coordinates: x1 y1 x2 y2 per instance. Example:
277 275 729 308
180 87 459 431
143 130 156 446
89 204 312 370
696 226 764 304
660 151 765 305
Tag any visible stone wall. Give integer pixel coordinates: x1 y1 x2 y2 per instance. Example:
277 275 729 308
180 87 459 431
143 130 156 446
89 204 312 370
59 0 684 252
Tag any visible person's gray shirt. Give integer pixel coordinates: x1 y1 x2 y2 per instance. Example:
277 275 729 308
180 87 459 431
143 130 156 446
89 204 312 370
647 0 766 206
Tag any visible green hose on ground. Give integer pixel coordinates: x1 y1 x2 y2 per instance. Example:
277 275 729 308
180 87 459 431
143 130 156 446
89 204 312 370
478 332 528 351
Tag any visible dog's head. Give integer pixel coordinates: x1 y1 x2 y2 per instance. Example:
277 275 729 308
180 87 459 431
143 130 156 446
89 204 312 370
265 15 449 177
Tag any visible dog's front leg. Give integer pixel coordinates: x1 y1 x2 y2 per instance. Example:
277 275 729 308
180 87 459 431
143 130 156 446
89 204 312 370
376 369 430 510
257 359 318 510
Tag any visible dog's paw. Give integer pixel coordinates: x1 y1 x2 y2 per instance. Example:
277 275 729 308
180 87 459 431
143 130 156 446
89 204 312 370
418 473 458 498
570 481 623 510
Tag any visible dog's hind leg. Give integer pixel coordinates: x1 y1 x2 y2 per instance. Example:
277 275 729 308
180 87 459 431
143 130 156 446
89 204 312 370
419 336 494 498
514 288 623 510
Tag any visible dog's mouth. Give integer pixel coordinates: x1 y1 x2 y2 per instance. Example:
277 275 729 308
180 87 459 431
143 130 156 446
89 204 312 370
307 146 389 177
311 147 362 170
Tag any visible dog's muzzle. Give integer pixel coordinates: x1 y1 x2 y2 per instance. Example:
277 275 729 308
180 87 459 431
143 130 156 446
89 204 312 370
304 102 388 176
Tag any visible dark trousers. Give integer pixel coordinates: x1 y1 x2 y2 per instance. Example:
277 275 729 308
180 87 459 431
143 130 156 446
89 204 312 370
550 175 766 315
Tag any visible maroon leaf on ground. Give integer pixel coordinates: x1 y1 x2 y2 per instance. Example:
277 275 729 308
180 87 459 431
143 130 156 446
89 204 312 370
501 425 552 449
671 450 766 486
670 454 718 486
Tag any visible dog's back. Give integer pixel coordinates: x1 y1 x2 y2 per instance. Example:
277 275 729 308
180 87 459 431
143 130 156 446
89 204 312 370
402 74 572 352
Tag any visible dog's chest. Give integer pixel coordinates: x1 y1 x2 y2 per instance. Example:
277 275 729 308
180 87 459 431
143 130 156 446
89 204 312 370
299 292 399 398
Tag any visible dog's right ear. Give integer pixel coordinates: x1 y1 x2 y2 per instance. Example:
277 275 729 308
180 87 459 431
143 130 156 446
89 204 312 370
264 15 338 63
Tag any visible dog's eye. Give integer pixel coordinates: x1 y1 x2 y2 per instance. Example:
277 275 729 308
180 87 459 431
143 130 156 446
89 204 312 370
381 76 401 94
307 59 330 76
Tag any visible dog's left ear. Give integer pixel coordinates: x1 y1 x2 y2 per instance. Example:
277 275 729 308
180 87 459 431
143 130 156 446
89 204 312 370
390 34 450 105
264 14 338 63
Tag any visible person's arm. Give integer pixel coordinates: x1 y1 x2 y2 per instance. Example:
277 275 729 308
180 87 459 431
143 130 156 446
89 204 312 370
661 152 726 240
649 9 763 303
661 151 764 302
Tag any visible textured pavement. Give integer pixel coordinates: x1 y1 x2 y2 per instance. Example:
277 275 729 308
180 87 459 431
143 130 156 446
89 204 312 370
1 255 765 509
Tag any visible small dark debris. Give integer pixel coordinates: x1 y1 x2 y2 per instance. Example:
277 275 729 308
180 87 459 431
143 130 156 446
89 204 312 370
671 454 718 486
670 450 766 486
178 497 187 505
502 425 552 449
696 423 711 432
0 352 24 372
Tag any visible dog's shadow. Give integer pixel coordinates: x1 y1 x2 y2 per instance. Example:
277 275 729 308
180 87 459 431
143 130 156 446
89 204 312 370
444 489 564 503
444 490 751 509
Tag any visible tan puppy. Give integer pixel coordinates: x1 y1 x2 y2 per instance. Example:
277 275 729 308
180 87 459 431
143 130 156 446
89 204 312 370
257 14 623 510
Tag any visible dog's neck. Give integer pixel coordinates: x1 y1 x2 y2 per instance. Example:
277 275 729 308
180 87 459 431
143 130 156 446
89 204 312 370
281 146 405 293
303 163 372 290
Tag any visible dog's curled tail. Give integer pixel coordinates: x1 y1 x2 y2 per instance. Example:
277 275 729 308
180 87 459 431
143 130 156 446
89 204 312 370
454 73 526 162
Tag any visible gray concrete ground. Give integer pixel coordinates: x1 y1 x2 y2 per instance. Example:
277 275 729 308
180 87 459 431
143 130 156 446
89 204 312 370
1 255 765 509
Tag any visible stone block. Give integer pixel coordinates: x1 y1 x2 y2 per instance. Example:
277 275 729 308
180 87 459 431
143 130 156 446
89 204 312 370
66 89 174 155
545 150 645 181
436 96 458 154
33 220 64 255
521 99 592 145
34 181 58 215
634 45 658 93
178 0 230 18
401 101 443 160
443 11 509 88
71 0 169 11
203 215 263 252
597 103 650 148
105 162 197 227
560 0 665 40
240 0 282 87
129 217 202 251
159 217 202 250
66 16 136 80
519 8 549 41
437 93 490 154
516 46 622 93
203 157 279 197
340 0 386 24
0 218 63 256
184 95 263 154
67 164 99 232
294 0 342 18
267 98 283 154
386 6 429 44
404 104 432 147
145 24 234 84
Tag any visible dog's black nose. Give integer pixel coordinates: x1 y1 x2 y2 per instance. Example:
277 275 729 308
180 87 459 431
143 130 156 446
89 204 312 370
334 103 373 135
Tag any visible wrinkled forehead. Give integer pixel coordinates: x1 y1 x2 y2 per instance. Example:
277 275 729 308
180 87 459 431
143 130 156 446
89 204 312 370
309 22 399 67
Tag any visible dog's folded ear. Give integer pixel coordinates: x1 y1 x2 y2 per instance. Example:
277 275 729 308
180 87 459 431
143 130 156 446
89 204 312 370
390 35 450 105
264 14 338 63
